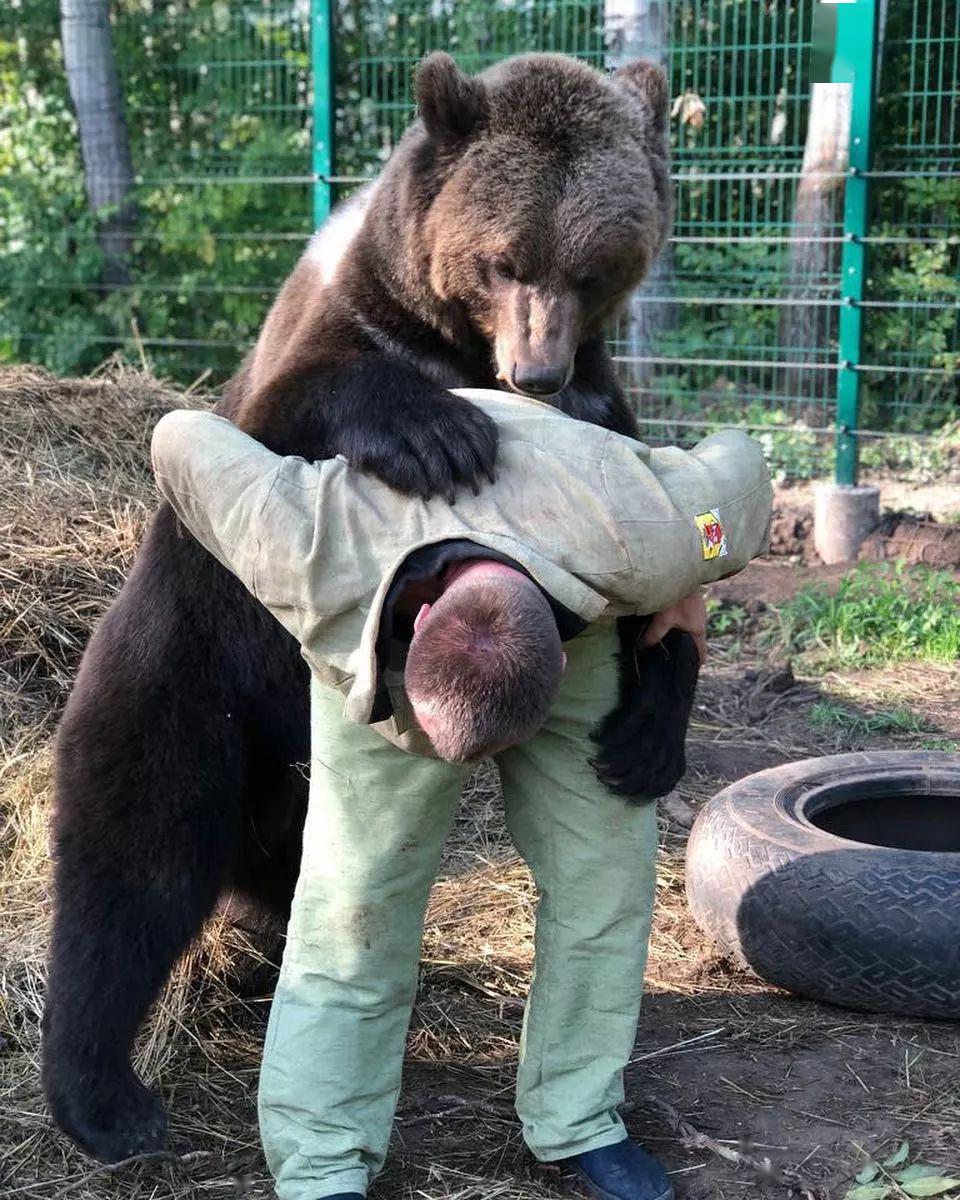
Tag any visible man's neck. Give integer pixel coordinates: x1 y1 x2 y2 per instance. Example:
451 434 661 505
394 557 529 619
440 558 531 590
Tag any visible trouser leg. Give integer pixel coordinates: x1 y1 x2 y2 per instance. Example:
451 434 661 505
259 681 467 1200
496 620 659 1162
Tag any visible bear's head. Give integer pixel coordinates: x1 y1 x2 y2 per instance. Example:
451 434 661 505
408 51 672 398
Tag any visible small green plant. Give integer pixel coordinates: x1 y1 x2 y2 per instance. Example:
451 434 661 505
808 700 936 738
706 598 747 637
746 407 827 483
702 401 830 482
844 1140 960 1200
704 598 752 660
775 564 960 671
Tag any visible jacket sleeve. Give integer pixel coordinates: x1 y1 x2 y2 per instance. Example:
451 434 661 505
607 428 773 611
653 429 772 584
150 409 328 646
670 430 773 579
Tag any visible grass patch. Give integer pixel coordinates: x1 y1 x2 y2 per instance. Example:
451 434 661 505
775 564 960 671
808 699 937 739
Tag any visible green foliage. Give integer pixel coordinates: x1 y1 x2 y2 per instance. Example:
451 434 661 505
808 699 935 738
0 6 99 372
862 180 960 431
0 0 310 381
739 405 826 481
845 1142 960 1200
859 421 960 484
676 393 829 481
706 598 747 637
776 564 960 671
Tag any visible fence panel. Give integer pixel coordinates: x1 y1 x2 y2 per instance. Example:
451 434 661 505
866 0 960 439
2 0 313 382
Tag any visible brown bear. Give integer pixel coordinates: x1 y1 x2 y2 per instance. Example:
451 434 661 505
43 51 699 1163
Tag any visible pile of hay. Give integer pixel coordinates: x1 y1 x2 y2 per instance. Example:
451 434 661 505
0 360 205 955
0 362 205 753
0 364 219 1194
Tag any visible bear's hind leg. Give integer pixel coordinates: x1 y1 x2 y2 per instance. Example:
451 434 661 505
42 711 242 1162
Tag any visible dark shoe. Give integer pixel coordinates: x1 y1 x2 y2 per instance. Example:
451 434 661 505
569 1139 674 1200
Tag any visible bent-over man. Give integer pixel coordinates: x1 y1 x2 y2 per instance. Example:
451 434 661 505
152 388 772 1200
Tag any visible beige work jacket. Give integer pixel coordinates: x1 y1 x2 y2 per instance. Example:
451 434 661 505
152 388 771 735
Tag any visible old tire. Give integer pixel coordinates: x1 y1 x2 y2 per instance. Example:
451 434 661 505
685 751 960 1019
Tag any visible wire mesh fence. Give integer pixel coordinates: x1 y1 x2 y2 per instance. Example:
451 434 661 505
1 0 957 476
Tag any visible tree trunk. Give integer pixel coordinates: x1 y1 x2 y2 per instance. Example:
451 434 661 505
780 82 851 406
875 0 889 86
60 0 136 287
605 0 676 394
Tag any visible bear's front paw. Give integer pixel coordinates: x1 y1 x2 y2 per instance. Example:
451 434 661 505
553 382 618 429
343 392 498 503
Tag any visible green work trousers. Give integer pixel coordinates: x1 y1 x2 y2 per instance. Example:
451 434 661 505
258 620 659 1200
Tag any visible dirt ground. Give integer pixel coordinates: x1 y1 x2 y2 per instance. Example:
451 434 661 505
1 367 959 1200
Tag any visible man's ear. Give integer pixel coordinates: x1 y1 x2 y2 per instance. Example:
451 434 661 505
412 702 437 739
413 602 432 635
415 52 488 144
613 59 669 133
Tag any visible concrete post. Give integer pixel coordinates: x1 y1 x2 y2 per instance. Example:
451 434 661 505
814 482 881 564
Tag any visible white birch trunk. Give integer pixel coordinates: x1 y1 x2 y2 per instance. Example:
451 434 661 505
60 0 136 286
605 0 675 390
781 82 851 405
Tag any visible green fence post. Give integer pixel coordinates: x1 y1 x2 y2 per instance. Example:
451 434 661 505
311 0 334 229
832 0 879 487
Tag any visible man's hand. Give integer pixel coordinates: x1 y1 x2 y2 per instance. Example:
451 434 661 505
641 590 708 666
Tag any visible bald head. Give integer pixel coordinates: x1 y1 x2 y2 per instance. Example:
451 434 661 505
404 561 565 762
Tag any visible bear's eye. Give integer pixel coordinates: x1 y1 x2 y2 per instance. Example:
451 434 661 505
490 256 518 282
574 271 603 291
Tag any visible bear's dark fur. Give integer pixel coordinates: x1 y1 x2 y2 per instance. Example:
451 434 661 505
43 52 699 1163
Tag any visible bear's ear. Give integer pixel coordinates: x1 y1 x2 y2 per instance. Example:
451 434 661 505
614 59 669 131
415 52 488 145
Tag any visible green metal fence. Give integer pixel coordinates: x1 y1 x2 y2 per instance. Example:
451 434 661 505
1 0 957 484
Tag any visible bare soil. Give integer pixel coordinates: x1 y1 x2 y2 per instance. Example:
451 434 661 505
769 479 960 569
1 366 958 1200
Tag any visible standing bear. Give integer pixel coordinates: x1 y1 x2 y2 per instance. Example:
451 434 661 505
43 51 699 1163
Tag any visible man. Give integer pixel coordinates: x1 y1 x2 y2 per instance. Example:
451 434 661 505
152 388 772 1200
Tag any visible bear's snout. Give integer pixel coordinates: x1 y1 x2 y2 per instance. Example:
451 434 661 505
494 283 579 398
511 361 569 397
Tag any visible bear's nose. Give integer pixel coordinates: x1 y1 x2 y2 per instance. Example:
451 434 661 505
511 362 567 397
